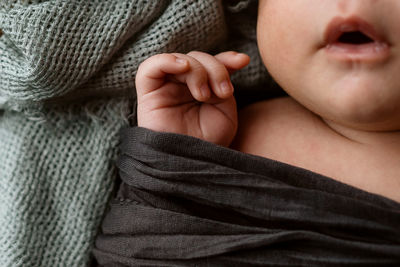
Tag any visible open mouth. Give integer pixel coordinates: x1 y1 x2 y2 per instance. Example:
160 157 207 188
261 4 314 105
337 31 374 45
324 16 390 61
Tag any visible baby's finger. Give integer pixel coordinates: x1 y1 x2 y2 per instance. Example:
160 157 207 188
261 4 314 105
214 51 250 74
170 53 211 102
136 53 190 97
187 51 234 99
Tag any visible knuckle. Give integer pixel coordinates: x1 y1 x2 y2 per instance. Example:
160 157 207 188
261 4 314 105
184 51 231 81
187 50 205 57
187 51 214 63
209 64 229 80
190 63 208 78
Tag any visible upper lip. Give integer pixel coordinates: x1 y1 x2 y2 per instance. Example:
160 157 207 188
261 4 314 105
324 16 386 45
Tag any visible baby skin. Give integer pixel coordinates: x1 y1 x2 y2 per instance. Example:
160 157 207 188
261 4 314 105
136 0 400 203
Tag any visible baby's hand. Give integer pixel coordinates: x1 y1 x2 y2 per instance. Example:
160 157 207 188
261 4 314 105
136 51 250 146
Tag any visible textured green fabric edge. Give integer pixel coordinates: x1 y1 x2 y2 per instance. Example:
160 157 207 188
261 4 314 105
0 98 129 266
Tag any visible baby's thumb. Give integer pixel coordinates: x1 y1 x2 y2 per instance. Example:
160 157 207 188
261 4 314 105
214 51 250 74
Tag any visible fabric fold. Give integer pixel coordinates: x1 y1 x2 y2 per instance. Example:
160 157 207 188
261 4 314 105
94 127 400 266
0 0 229 111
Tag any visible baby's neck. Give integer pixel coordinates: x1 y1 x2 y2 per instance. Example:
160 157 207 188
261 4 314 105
323 119 400 149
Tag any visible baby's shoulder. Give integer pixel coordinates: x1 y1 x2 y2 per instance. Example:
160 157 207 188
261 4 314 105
232 97 400 203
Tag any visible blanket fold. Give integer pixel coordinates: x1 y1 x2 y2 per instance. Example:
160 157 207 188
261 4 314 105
0 0 231 111
93 127 400 266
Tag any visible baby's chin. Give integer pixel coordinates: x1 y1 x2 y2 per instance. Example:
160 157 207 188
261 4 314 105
300 75 400 132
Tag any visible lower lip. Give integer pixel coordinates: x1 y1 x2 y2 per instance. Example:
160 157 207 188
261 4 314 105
324 42 390 62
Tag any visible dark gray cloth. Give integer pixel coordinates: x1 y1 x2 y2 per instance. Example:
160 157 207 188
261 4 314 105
93 127 400 266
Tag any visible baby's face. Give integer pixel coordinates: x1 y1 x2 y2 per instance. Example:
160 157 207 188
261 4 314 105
257 0 400 130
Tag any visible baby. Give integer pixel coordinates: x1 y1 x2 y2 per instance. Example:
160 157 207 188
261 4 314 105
135 0 400 203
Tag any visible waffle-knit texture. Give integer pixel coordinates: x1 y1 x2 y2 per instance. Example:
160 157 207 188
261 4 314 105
0 0 268 266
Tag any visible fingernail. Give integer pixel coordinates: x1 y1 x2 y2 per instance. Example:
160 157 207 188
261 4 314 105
200 84 210 99
220 80 233 95
176 58 187 64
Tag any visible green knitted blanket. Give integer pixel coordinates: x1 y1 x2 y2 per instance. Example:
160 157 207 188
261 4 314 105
0 0 268 266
